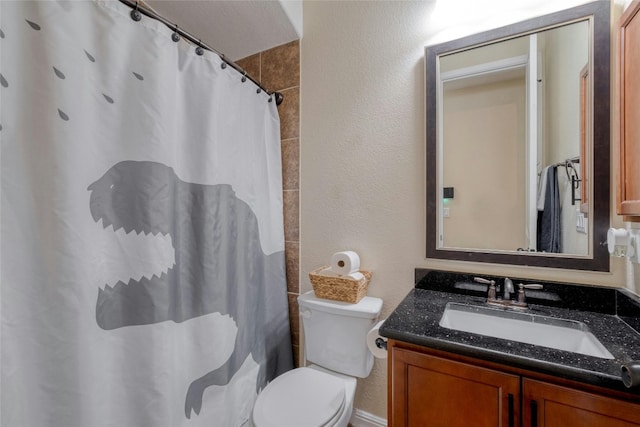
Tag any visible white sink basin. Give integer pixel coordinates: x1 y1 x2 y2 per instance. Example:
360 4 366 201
439 302 614 359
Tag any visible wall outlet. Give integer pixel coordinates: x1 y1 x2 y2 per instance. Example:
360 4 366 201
576 212 587 234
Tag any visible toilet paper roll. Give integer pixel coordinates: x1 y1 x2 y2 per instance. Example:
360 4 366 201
330 251 360 275
366 320 388 359
319 268 363 281
348 272 365 281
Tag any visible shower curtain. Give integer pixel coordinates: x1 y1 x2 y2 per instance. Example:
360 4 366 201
0 1 293 426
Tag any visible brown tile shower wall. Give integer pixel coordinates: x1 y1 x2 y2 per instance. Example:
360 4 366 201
237 40 301 367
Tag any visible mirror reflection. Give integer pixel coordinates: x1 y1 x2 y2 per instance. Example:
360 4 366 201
439 21 589 255
425 1 610 271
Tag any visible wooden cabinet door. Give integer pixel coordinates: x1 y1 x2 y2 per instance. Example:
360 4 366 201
390 347 520 427
618 0 640 217
523 378 640 427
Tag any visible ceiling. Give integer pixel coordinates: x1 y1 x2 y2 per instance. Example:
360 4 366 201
145 0 302 62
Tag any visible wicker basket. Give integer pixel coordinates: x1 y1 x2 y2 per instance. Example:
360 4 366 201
308 266 371 304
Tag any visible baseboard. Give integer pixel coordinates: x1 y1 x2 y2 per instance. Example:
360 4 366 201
349 408 387 427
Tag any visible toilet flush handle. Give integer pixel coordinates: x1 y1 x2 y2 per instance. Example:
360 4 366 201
300 310 312 319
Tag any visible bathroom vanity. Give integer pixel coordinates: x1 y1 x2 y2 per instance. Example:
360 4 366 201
396 0 640 423
381 270 640 426
387 343 640 426
405 1 640 423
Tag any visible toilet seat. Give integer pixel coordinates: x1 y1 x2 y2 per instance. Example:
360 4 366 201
253 367 346 427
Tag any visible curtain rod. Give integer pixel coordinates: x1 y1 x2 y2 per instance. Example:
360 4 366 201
118 0 284 106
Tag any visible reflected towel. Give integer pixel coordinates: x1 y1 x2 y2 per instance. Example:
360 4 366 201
537 165 551 211
537 166 562 253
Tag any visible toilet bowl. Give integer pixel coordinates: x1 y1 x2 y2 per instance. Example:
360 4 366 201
252 364 356 427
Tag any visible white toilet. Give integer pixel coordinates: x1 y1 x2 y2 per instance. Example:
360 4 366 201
252 290 383 427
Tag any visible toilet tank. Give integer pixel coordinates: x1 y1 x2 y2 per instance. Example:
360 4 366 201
298 291 383 378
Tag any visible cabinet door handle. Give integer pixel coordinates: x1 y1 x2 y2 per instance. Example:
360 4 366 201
530 400 538 427
508 393 514 427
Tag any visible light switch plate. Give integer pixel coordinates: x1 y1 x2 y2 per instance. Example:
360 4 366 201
576 211 587 234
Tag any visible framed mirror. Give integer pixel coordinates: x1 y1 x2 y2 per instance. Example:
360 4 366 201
425 1 610 271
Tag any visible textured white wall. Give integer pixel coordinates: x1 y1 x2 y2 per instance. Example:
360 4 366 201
300 0 627 420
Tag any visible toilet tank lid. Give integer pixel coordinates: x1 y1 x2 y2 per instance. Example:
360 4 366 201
298 291 382 319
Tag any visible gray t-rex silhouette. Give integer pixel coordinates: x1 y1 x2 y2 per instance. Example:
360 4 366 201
87 160 291 419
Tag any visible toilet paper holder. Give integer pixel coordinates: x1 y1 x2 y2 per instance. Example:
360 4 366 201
367 320 388 359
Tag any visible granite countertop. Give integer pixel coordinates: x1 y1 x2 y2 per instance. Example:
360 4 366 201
379 270 640 393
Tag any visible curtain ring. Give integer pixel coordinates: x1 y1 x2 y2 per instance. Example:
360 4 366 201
221 62 227 70
131 1 142 21
274 92 284 106
195 40 204 56
172 25 180 42
268 95 273 103
256 88 262 94
241 72 247 83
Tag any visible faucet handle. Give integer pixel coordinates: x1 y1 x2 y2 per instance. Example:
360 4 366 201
474 277 497 300
519 283 543 290
517 283 543 304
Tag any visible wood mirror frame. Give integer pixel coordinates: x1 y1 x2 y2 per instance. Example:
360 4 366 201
425 1 610 271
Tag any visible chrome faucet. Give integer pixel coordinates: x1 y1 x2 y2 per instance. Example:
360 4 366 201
474 276 543 309
503 278 514 301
